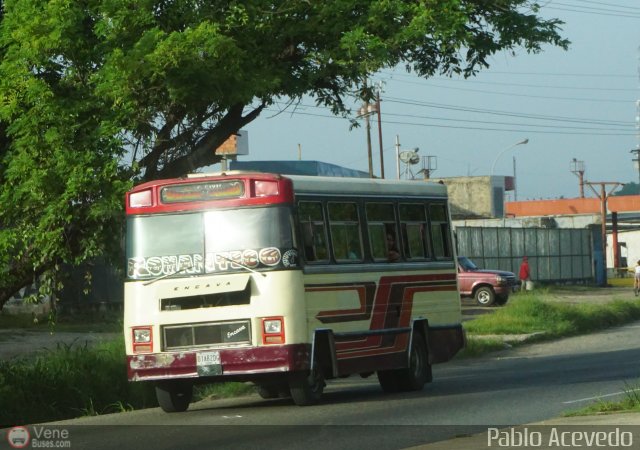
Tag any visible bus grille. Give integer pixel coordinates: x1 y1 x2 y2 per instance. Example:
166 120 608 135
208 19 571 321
161 284 251 311
162 320 251 350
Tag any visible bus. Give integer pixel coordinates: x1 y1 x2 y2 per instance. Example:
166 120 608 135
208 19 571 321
124 172 464 411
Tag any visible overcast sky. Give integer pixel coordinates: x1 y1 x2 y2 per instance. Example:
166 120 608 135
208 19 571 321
239 1 640 201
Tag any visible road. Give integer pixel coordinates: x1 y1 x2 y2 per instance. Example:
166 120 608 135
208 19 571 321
25 320 640 450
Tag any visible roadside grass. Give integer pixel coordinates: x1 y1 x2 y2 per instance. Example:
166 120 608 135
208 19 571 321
563 382 640 416
464 294 640 337
458 291 640 358
0 335 256 426
0 337 156 427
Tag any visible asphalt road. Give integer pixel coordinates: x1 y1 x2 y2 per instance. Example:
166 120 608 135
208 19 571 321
24 320 640 450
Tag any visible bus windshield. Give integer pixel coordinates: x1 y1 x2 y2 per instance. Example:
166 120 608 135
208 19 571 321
126 206 295 280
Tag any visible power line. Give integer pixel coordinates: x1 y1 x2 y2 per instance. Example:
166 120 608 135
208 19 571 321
263 105 636 137
544 5 640 19
380 68 636 79
384 79 633 104
381 97 631 126
552 0 640 14
380 110 632 132
380 72 637 92
270 98 630 126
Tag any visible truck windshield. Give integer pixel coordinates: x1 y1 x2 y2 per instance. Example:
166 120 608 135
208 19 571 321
457 256 479 271
126 206 295 280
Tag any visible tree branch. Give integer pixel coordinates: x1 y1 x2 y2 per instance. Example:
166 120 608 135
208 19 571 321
148 103 265 180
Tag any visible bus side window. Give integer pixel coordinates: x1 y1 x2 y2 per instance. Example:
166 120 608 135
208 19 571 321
399 203 428 260
366 202 399 262
429 203 453 259
298 201 329 262
328 201 363 262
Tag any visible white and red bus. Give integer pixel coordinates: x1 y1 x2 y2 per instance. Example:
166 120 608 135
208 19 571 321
124 172 464 411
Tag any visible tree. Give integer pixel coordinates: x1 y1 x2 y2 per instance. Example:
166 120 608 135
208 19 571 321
0 0 568 307
0 0 132 307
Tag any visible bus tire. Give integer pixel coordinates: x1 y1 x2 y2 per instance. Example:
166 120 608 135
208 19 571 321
289 369 325 406
377 369 401 393
256 382 290 399
397 333 430 391
475 286 496 306
155 380 193 413
256 385 279 399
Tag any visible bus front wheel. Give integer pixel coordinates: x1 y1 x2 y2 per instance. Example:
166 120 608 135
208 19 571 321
289 368 325 406
155 380 193 413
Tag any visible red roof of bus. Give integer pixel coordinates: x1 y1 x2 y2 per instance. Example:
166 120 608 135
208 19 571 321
126 172 294 214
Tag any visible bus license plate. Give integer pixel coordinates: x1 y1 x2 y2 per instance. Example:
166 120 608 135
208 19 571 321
196 351 222 376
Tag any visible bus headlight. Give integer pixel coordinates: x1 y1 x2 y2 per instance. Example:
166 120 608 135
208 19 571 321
262 317 285 345
132 326 153 353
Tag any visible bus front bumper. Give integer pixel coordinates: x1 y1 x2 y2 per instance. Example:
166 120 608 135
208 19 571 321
127 344 311 382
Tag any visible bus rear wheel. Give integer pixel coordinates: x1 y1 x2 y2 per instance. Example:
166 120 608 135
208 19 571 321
377 370 401 393
289 368 325 406
155 380 193 413
377 334 430 393
397 334 430 391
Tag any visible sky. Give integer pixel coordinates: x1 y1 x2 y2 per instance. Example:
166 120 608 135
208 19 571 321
238 1 640 201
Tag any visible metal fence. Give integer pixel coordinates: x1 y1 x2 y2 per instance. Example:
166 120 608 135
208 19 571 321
455 226 594 283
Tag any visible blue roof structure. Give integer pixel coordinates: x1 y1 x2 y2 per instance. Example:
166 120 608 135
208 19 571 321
228 160 370 178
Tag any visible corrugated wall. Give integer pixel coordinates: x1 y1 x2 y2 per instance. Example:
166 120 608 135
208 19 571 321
455 227 594 283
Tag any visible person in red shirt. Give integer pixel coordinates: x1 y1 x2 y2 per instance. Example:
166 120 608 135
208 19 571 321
519 256 531 291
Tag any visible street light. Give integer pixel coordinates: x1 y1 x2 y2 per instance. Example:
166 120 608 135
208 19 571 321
490 138 529 176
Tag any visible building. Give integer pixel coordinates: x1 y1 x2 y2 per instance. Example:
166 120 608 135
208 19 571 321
434 176 515 220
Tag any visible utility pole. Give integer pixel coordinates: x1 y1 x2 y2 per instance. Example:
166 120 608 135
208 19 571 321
395 135 401 180
375 89 385 179
585 181 623 286
631 146 640 187
513 156 517 201
365 108 373 177
357 78 380 178
570 158 586 198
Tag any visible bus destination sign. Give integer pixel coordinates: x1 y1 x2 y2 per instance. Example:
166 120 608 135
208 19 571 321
161 180 244 203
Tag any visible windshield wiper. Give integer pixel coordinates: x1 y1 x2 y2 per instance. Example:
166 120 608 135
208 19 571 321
216 254 267 278
143 264 193 286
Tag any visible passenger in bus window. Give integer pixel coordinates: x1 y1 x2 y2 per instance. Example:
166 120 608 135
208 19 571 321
386 232 400 262
302 223 316 261
348 247 360 260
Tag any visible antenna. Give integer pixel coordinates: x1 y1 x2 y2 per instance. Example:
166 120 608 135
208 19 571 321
399 150 420 164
